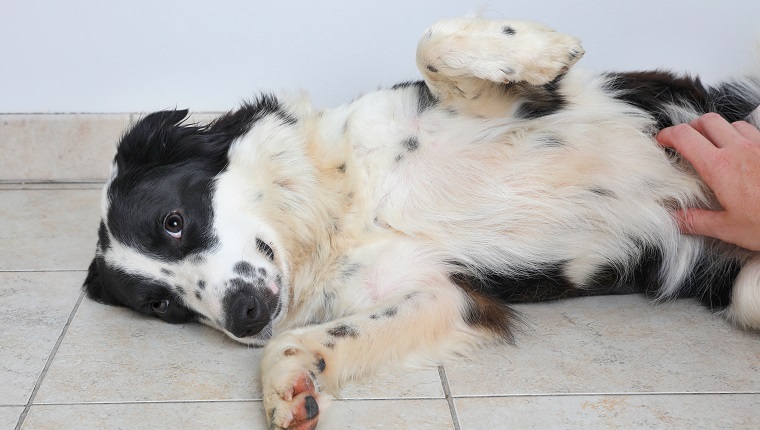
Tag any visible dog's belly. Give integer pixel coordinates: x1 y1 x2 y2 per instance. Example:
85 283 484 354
329 84 703 277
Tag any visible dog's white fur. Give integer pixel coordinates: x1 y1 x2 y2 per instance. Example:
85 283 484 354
94 17 760 429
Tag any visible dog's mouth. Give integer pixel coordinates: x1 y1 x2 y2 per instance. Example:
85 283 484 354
271 293 284 322
230 323 274 346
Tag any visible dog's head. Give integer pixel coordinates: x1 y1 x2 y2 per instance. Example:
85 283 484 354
85 104 291 346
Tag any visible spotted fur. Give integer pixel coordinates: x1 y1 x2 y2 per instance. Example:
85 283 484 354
82 17 760 429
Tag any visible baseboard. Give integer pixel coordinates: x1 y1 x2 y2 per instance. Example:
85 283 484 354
1 112 221 182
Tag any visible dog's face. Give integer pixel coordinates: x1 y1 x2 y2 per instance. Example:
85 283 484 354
84 109 289 346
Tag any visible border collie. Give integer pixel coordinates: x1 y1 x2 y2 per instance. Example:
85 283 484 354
84 17 760 429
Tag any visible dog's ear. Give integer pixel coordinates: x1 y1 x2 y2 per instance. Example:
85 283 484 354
114 109 190 168
83 256 119 306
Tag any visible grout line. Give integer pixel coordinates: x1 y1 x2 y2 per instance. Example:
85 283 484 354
0 112 135 115
0 180 106 184
32 400 263 406
438 366 462 430
332 395 442 401
12 391 760 409
0 188 104 191
0 181 106 187
451 391 760 399
29 397 448 407
0 185 105 190
15 291 86 430
0 269 88 273
0 112 223 115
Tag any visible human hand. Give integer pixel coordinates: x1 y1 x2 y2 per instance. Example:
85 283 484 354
656 112 760 251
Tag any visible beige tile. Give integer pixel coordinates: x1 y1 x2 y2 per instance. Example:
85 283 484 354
0 182 104 190
258 347 444 400
0 189 101 271
0 272 82 405
22 402 264 430
340 367 444 399
445 295 760 396
0 407 23 430
0 114 129 182
455 394 760 430
23 399 453 430
35 298 263 403
188 112 223 125
257 350 443 400
319 399 454 429
36 296 443 403
129 111 223 126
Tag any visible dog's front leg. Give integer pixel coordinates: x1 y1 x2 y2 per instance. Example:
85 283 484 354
261 280 493 430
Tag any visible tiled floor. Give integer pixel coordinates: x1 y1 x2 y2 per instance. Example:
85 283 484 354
2 183 760 428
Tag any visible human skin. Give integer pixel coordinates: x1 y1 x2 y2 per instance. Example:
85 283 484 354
657 112 760 251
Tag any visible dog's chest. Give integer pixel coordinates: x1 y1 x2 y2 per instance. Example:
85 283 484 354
322 91 515 238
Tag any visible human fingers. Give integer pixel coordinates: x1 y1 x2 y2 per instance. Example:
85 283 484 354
674 208 728 240
688 112 744 149
656 124 718 182
731 120 760 144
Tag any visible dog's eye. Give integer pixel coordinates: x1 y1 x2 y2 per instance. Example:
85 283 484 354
150 299 170 314
164 212 183 239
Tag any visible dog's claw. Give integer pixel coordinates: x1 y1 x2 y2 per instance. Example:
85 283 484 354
304 395 319 420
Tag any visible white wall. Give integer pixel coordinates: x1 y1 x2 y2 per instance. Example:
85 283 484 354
2 0 759 113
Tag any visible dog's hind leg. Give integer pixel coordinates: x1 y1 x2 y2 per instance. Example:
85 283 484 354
260 274 512 430
416 17 584 105
724 255 760 329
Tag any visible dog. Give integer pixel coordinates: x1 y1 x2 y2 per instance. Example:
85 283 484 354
83 17 760 429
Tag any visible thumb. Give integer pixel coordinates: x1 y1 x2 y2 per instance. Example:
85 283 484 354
674 208 727 239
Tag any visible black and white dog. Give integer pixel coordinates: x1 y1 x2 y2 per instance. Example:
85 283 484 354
84 17 760 429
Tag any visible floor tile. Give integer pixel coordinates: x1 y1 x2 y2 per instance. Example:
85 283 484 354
0 407 22 430
446 295 760 396
0 272 82 405
130 111 221 126
0 189 101 271
22 399 453 430
319 399 454 429
21 401 264 430
35 296 444 403
0 114 128 182
339 367 444 399
0 182 104 190
256 354 443 400
187 112 223 125
455 394 760 429
35 299 263 403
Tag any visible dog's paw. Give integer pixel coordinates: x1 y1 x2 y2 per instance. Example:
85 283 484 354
419 18 585 86
262 340 329 430
265 371 321 430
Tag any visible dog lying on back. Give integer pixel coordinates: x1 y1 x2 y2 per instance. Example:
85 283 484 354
84 17 760 429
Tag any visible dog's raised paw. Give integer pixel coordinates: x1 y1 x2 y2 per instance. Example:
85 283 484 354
420 18 585 87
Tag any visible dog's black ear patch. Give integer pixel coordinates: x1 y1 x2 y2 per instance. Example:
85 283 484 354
82 256 120 306
114 109 191 168
142 109 190 129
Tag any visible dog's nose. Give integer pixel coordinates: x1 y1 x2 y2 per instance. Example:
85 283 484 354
226 293 271 338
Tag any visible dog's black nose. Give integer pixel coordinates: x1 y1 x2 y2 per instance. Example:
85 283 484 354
226 293 271 338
